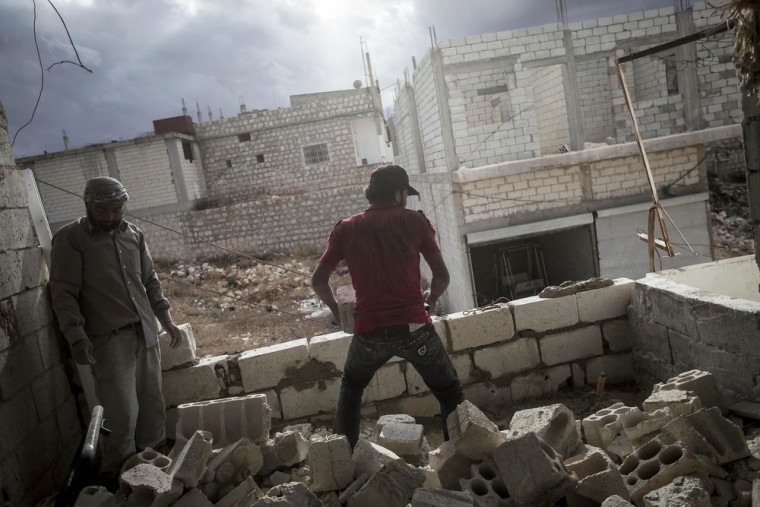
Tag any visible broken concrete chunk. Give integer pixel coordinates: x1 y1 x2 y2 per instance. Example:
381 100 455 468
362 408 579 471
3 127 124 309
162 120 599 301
564 444 630 503
73 485 113 507
376 413 416 434
601 495 635 506
582 402 637 450
346 459 425 507
643 389 702 418
307 434 356 493
641 474 710 506
175 393 271 448
654 369 726 414
159 322 197 371
377 422 425 464
167 430 213 489
253 481 321 506
172 487 213 506
428 440 473 491
120 447 172 475
508 403 581 458
493 432 577 506
352 439 400 478
447 400 506 459
118 463 183 507
621 407 674 447
679 407 750 465
411 487 475 506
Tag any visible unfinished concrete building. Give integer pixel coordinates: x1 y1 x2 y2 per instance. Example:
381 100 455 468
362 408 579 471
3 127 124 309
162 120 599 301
390 1 744 311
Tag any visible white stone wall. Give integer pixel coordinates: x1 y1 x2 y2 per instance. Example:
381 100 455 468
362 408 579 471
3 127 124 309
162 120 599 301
533 65 570 155
577 58 615 143
632 57 667 102
412 53 448 173
117 140 177 210
389 84 421 174
161 279 637 425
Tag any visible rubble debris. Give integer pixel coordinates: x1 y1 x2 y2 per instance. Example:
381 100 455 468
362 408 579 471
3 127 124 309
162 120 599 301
91 368 760 507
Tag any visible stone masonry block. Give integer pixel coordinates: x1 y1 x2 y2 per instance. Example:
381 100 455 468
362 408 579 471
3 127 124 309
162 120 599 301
582 402 638 450
642 475 710 507
0 209 36 251
447 400 506 459
473 337 540 378
510 293 579 332
507 403 581 458
279 377 341 420
308 331 351 372
643 389 703 417
618 435 704 505
540 325 603 366
602 319 634 352
585 353 635 385
167 430 213 489
347 459 425 507
238 338 309 392
162 355 226 408
307 435 356 493
653 369 726 414
565 444 630 503
0 166 29 209
444 304 515 352
576 278 635 322
159 322 196 371
494 432 577 506
175 394 271 447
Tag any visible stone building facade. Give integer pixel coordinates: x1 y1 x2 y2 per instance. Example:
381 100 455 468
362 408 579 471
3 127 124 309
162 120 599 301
389 1 744 311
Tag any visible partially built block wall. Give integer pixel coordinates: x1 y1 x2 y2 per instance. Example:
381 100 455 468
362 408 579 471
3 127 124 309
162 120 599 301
161 279 636 433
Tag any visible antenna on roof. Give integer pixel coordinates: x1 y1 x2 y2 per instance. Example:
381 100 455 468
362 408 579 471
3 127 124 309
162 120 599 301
239 95 247 114
555 0 568 28
181 98 188 116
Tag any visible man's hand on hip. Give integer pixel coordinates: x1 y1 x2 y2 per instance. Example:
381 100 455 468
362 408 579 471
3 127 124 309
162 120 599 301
165 322 183 348
71 338 96 365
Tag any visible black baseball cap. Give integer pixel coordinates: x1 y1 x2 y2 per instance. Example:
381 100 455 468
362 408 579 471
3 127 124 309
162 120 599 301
368 164 420 196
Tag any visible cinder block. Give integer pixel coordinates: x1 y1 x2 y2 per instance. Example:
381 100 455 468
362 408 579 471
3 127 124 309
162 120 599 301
507 403 581 458
364 362 406 403
238 338 309 392
494 432 577 506
577 278 635 322
602 319 634 352
564 444 630 503
642 475 710 507
167 430 213 489
118 463 183 506
259 430 309 474
664 407 749 465
73 486 114 506
279 377 341 420
447 400 506 459
215 476 266 507
621 407 674 447
352 439 400 478
378 392 440 418
206 438 263 498
618 435 705 505
307 435 356 493
159 322 196 371
172 488 213 506
582 402 637 450
346 459 425 507
120 447 172 474
444 304 515 352
643 389 703 417
458 457 510 506
162 355 226 407
175 394 271 447
510 293 579 332
540 326 604 366
308 331 351 372
473 337 540 378
411 488 474 506
654 369 726 414
428 440 473 491
377 423 425 463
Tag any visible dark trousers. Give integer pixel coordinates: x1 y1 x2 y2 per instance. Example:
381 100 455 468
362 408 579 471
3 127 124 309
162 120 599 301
333 323 465 447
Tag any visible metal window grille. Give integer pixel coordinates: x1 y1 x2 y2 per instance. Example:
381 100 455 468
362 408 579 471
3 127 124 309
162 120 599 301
303 143 329 165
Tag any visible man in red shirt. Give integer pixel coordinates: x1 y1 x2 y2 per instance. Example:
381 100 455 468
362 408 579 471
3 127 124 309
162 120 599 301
312 164 465 447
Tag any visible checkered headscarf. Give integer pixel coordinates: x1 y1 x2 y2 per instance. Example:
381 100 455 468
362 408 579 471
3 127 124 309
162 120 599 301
83 177 129 203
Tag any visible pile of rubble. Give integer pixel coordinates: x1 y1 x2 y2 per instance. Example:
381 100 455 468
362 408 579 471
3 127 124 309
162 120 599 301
709 176 754 257
72 369 760 506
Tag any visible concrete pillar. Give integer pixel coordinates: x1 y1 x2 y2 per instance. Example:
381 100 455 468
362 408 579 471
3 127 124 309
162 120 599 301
165 137 190 203
562 29 585 151
676 8 703 131
430 48 459 172
103 147 119 180
406 84 428 173
742 93 760 282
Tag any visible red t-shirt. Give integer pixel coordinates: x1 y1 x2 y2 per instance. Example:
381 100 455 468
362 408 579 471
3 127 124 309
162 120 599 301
319 203 440 334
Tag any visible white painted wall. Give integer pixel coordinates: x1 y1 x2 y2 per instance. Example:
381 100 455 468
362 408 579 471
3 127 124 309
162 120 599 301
659 255 760 302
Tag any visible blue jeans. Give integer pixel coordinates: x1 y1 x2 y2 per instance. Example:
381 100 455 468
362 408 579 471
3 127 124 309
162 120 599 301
333 323 465 447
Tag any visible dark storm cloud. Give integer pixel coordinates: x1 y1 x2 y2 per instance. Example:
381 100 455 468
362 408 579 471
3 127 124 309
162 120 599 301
1 0 695 158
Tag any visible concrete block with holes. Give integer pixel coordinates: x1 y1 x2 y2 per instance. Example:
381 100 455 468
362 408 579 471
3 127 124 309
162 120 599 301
493 432 577 506
618 435 705 505
458 457 511 506
447 400 507 459
582 402 638 450
411 488 474 507
175 393 271 447
307 435 356 493
158 322 197 370
238 338 309 392
564 444 630 503
162 355 227 407
664 407 749 465
507 403 581 458
653 369 726 414
120 447 172 475
444 304 515 352
206 438 263 497
259 430 309 475
620 407 674 448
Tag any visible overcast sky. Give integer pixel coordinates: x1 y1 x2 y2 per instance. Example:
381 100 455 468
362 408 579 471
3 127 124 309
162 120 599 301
1 0 689 158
